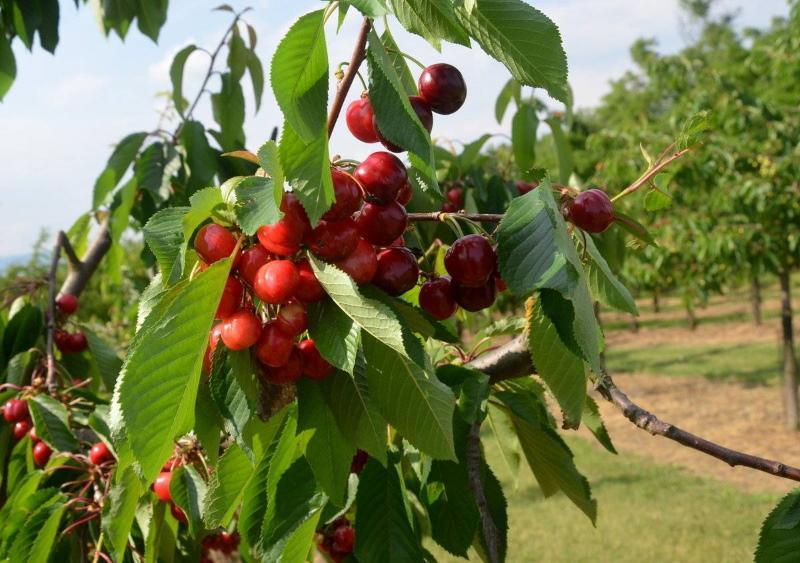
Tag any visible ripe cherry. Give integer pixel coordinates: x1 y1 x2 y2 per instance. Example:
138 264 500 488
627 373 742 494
516 180 539 195
89 442 114 465
194 224 237 264
3 398 28 423
204 324 224 373
54 330 72 354
33 441 53 467
345 96 379 143
69 332 88 353
254 260 299 304
374 96 433 152
257 193 311 256
350 450 369 474
221 310 262 350
397 181 413 206
324 169 363 221
355 201 408 247
567 189 615 233
294 259 326 303
256 322 295 368
373 247 419 296
29 426 39 442
332 525 356 555
153 471 173 502
444 235 496 288
307 218 359 262
56 293 78 315
418 63 467 115
236 245 271 287
12 420 31 441
354 152 408 204
298 339 333 380
419 277 458 320
335 239 378 284
275 300 308 336
495 274 508 293
171 503 188 524
216 276 243 319
262 347 303 385
452 279 496 311
446 187 464 208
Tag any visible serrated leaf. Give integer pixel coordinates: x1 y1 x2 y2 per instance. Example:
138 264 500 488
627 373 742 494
545 116 573 184
8 499 66 562
644 187 673 211
380 28 416 95
678 110 710 150
471 459 508 562
204 444 254 528
194 382 222 467
278 121 334 225
107 176 138 283
82 327 122 390
613 211 657 246
230 176 281 235
583 397 616 454
495 78 519 123
511 104 538 178
389 0 470 50
2 303 42 360
170 465 207 535
258 140 284 192
585 236 637 315
379 293 458 344
423 459 480 556
170 44 197 115
93 132 147 209
755 489 800 563
307 300 361 374
342 0 388 16
66 212 92 257
436 364 490 425
143 207 189 284
28 395 79 452
209 349 259 458
211 73 246 150
103 466 143 561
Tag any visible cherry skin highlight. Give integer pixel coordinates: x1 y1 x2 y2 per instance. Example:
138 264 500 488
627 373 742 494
444 234 496 288
254 260 300 304
221 309 262 350
419 276 459 320
418 63 467 115
355 201 408 247
298 339 333 380
153 471 173 502
33 441 52 467
12 420 30 441
194 224 237 264
567 188 615 233
256 321 295 368
372 247 419 296
345 97 379 143
354 152 408 204
3 399 28 423
257 193 311 256
334 239 378 284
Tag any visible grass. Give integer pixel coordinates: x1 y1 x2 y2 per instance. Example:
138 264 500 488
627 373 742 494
602 308 780 332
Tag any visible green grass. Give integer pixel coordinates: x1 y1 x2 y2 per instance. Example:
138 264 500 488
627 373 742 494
605 341 781 384
603 308 780 332
430 437 780 562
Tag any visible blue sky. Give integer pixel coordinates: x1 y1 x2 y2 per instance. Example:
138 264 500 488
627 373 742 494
0 0 790 256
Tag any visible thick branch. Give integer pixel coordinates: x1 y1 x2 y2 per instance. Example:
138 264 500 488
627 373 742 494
469 335 800 484
59 218 111 298
327 18 372 137
45 236 63 393
466 421 500 563
58 231 82 270
407 212 504 223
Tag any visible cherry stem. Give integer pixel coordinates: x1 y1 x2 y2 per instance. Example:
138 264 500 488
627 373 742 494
337 62 368 92
328 17 372 137
407 212 504 223
384 47 426 70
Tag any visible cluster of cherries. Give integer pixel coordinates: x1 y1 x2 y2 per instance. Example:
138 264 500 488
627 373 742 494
152 458 191 523
317 516 356 563
201 531 240 562
53 293 88 354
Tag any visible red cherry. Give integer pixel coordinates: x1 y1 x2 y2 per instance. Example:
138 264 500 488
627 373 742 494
153 471 173 502
294 259 326 303
236 245 271 287
54 329 72 354
12 420 31 441
446 188 463 208
216 277 243 320
418 63 467 115
397 181 413 206
275 300 308 336
354 152 408 204
33 441 52 467
324 169 363 221
256 321 295 368
452 279 496 311
516 180 539 195
257 193 311 256
161 458 183 472
332 525 356 555
350 450 369 474
89 442 114 465
262 347 303 385
568 189 615 233
355 201 408 247
419 277 458 320
334 239 378 285
298 339 333 380
444 235 496 288
374 96 433 152
221 310 262 350
194 224 237 264
3 399 28 423
68 332 88 353
345 97 379 143
170 502 188 524
307 218 359 262
204 324 224 373
373 248 419 296
495 275 508 292
56 293 78 315
29 426 40 442
441 202 458 213
254 261 300 304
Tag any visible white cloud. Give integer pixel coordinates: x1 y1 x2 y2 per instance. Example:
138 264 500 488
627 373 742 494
46 72 110 106
147 39 207 86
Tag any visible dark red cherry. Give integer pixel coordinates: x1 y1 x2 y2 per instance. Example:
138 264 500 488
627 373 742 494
444 235 496 288
567 189 615 233
419 276 458 320
324 169 363 221
418 63 467 115
12 420 31 441
294 259 326 303
307 218 359 262
332 525 356 555
216 276 243 319
33 441 52 467
446 188 463 208
345 97 379 143
262 347 303 385
441 202 458 213
373 96 433 152
194 224 237 264
256 321 295 368
275 300 308 336
68 332 88 353
334 239 377 284
298 339 333 380
171 503 188 524
397 181 413 206
257 193 311 256
452 279 496 311
350 449 369 474
355 201 408 247
89 442 114 465
516 180 539 195
54 329 72 354
236 245 271 287
221 309 262 350
56 293 78 315
354 152 408 204
254 261 299 304
3 398 28 423
373 247 419 296
153 471 173 502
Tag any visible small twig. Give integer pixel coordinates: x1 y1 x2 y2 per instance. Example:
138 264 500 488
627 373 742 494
407 212 504 223
612 147 691 202
58 231 82 270
327 17 372 137
466 421 500 563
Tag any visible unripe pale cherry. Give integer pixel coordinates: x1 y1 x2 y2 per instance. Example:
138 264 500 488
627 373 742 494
221 309 262 350
254 260 299 304
307 218 359 262
567 188 615 233
256 321 295 368
294 259 326 303
444 234 496 288
418 63 467 115
56 293 78 315
355 201 408 247
298 339 333 380
354 152 408 204
275 300 308 336
373 247 419 296
334 239 378 285
345 96 379 143
419 276 458 320
194 224 237 264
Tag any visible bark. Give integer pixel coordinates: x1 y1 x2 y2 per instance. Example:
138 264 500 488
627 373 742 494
652 289 660 313
751 274 763 326
630 314 640 333
685 301 698 330
779 270 799 430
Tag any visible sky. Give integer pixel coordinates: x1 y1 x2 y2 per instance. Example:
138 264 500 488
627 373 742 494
0 0 791 257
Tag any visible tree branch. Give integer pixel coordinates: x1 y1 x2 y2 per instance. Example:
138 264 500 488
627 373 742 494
407 212 504 223
58 231 82 270
466 420 500 563
327 17 372 137
468 335 800 484
59 217 111 298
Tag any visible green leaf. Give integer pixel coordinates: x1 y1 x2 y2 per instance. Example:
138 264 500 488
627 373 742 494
471 459 508 562
297 379 354 506
135 0 168 41
208 349 259 457
204 444 255 528
103 466 143 561
257 140 284 196
143 208 189 284
423 460 480 557
583 397 616 454
389 0 470 50
613 211 657 247
436 365 490 425
24 499 65 562
116 259 232 482
545 116 573 184
677 110 710 150
511 104 538 178
180 121 218 194
270 9 328 143
495 78 519 123
194 382 222 467
170 465 208 535
28 394 79 452
585 236 637 315
380 28 417 96
247 50 265 111
755 489 800 563
211 73 245 150
66 212 92 257
8 499 66 563
355 459 423 562
342 0 388 16
82 327 123 391
107 176 138 283
644 187 673 211
278 121 334 225
307 300 361 374
455 0 569 102
229 176 281 235
2 304 42 360
170 44 197 115
377 292 458 344
0 33 17 101
227 31 248 81
93 132 147 209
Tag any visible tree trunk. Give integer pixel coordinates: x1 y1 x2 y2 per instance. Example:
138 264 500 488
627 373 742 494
779 270 799 430
652 290 660 314
630 314 640 333
686 302 698 330
751 274 763 325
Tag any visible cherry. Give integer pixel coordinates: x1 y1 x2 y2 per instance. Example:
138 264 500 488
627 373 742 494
345 96 379 143
33 441 52 467
374 96 433 152
567 189 615 233
275 300 308 336
29 426 39 442
334 239 378 284
256 321 295 368
444 235 496 288
441 202 457 213
307 218 359 262
254 260 299 304
397 181 413 206
418 63 467 115
294 259 326 303
12 420 31 441
419 277 458 320
257 193 311 256
332 525 356 555
216 276 243 320
204 324 224 373
373 247 419 296
235 245 271 287
324 169 363 221
354 152 407 204
161 458 183 472
446 187 463 208
452 279 496 311
355 201 408 247
170 502 188 524
56 293 78 315
221 310 262 350
350 450 369 474
69 332 88 353
298 339 333 380
262 347 303 385
3 398 28 423
89 442 114 465
516 180 539 195
194 224 237 264
153 471 173 502
495 275 508 293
